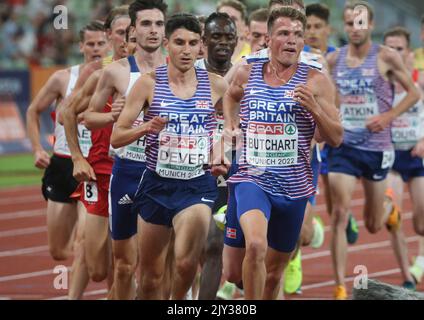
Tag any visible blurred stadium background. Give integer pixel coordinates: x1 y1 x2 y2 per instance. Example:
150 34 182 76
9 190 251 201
0 0 423 187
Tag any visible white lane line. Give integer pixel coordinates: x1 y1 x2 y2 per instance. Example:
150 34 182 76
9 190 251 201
0 226 46 238
0 245 49 258
0 269 55 282
0 195 44 205
0 209 45 221
47 289 108 300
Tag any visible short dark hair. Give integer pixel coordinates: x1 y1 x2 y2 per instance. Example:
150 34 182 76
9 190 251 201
248 8 269 27
204 12 236 36
268 0 305 11
268 6 307 33
384 26 411 47
79 21 105 42
217 0 248 22
129 0 168 27
306 3 330 24
344 1 374 23
104 5 129 30
165 13 202 39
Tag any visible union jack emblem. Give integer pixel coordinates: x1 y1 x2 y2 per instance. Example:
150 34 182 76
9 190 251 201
196 100 209 109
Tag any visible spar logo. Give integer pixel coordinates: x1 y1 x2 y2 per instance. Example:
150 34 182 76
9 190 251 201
197 137 207 150
285 124 297 135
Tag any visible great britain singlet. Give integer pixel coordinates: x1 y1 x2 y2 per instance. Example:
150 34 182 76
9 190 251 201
333 44 394 151
228 61 316 199
144 65 216 180
53 65 92 157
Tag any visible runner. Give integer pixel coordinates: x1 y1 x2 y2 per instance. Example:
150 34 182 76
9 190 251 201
26 21 108 299
327 1 420 299
217 0 250 62
222 7 343 300
194 12 237 300
383 26 424 290
63 8 131 293
246 8 268 54
64 0 167 299
111 13 228 299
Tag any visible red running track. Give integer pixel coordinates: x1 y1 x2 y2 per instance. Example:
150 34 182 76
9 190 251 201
0 181 423 300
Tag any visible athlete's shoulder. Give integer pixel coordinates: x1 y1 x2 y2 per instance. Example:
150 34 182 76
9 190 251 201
245 48 269 64
300 51 323 70
326 48 341 69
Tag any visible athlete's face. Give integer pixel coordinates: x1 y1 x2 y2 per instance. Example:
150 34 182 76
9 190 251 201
108 16 131 59
203 19 237 64
134 9 165 53
384 36 410 63
248 20 267 53
218 6 247 40
80 30 108 63
344 9 373 47
268 17 304 67
165 28 201 73
306 15 330 51
126 26 137 56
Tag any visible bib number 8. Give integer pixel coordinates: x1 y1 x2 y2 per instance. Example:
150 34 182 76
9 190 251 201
84 181 98 202
381 150 395 170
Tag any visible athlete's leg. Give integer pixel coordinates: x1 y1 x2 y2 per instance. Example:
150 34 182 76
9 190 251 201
138 219 172 300
328 172 357 287
362 178 391 234
162 230 175 299
84 214 110 282
409 177 424 236
68 201 89 300
322 174 333 216
386 172 414 284
239 210 268 300
172 204 211 300
112 236 138 300
300 202 315 247
46 200 78 260
198 216 224 300
263 247 291 300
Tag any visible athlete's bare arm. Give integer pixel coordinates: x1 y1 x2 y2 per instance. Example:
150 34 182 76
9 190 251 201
295 69 343 147
366 46 420 133
62 71 101 182
26 69 68 169
224 57 247 85
209 72 229 114
84 61 128 129
111 73 166 148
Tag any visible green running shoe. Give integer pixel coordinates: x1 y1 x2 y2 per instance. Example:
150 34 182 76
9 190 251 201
284 250 302 294
409 258 424 284
216 281 236 300
346 213 359 245
310 216 325 249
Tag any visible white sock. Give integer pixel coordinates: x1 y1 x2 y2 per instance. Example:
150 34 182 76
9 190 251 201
416 256 424 269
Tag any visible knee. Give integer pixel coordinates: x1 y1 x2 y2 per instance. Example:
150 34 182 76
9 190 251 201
49 247 68 261
365 221 381 234
413 216 424 236
115 258 137 281
175 257 197 279
331 207 349 227
140 269 164 292
245 237 267 262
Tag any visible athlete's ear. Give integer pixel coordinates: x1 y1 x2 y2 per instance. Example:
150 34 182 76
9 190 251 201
266 34 271 48
79 42 83 53
163 37 169 51
106 28 113 42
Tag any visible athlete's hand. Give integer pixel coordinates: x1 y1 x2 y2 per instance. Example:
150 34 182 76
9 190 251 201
411 139 424 158
143 116 167 134
294 84 320 113
34 149 50 169
77 112 85 124
366 112 394 133
111 96 126 122
73 157 96 182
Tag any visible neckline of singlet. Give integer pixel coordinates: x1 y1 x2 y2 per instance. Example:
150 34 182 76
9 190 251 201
156 65 210 103
250 61 307 90
338 43 379 71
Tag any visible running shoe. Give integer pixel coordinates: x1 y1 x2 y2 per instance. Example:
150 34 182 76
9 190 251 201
216 281 236 300
409 257 424 284
346 213 359 245
402 281 416 291
284 250 302 294
310 216 325 249
213 205 227 231
334 285 347 300
385 188 401 231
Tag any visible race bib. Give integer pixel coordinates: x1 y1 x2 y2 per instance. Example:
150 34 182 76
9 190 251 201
116 118 146 162
78 125 92 158
391 115 421 150
246 121 298 167
84 181 98 202
156 132 209 179
381 150 395 170
213 115 225 145
340 94 379 129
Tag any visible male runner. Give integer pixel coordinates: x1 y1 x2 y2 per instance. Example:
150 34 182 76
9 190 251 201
64 0 167 299
26 21 108 299
222 7 343 300
194 12 237 300
247 8 268 54
111 13 228 300
384 26 424 289
63 7 132 292
327 1 420 299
